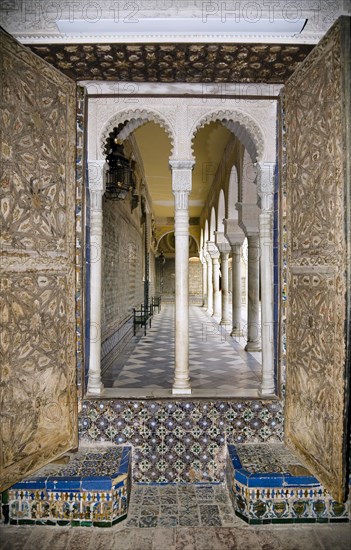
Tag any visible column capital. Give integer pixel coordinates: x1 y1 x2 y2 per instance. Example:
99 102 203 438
169 159 195 171
170 159 195 193
223 219 246 247
88 160 107 194
214 231 231 253
257 161 275 212
237 203 260 237
207 241 220 259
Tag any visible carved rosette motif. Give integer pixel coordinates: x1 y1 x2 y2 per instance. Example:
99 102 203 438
283 19 349 501
27 41 314 83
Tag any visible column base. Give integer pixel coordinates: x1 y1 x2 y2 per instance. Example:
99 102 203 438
220 319 231 326
172 387 192 395
231 329 242 337
259 385 276 397
86 382 104 396
245 342 262 352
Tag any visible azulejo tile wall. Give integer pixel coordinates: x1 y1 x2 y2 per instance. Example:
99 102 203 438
79 400 283 483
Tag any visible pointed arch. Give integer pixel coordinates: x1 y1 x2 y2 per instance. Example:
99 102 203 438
227 165 239 218
204 219 209 243
157 230 199 254
242 148 258 203
217 189 225 232
209 207 216 241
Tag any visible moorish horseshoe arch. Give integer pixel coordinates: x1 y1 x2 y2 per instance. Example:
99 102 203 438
156 230 200 253
99 107 176 159
189 109 266 164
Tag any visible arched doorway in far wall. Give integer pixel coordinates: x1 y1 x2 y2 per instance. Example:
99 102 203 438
156 232 200 302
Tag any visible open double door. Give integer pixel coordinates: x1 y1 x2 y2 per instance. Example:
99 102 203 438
0 18 350 501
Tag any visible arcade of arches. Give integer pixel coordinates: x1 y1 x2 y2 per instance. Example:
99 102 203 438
86 97 277 398
0 10 350 519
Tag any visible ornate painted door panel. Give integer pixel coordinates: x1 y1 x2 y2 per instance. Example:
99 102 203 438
0 30 78 490
282 17 350 501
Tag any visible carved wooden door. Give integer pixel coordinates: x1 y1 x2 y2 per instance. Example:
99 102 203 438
281 17 350 501
0 30 78 490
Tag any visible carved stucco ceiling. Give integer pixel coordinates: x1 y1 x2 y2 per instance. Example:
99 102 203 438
28 42 314 83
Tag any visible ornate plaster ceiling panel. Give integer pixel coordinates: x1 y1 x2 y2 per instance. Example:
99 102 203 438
28 42 315 83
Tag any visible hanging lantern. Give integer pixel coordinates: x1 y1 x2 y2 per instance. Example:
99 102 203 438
105 125 135 201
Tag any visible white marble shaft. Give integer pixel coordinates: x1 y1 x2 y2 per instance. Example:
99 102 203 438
223 220 245 336
206 252 213 316
215 233 231 326
220 251 230 325
257 162 276 395
245 234 261 352
87 160 106 395
202 249 208 308
207 242 221 320
171 160 194 395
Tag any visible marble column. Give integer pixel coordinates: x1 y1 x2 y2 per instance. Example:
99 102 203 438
212 255 221 320
87 160 106 395
236 204 261 352
207 242 221 320
220 251 230 325
223 220 245 337
258 162 276 395
245 233 261 352
214 232 231 326
230 244 242 335
170 159 194 395
201 247 208 308
206 251 213 316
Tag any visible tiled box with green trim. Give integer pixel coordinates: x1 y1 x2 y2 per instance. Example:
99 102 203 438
8 446 131 527
226 443 350 524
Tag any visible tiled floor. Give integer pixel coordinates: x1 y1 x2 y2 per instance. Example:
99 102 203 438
126 483 238 528
102 304 262 398
1 512 350 550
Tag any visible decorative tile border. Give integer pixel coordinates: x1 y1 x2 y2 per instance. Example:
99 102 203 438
226 444 351 524
8 447 132 528
79 399 283 483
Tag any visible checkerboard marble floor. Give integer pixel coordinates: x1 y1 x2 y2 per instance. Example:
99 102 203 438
102 304 262 397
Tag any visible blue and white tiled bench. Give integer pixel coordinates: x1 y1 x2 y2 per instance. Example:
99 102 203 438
226 443 350 524
8 446 132 527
